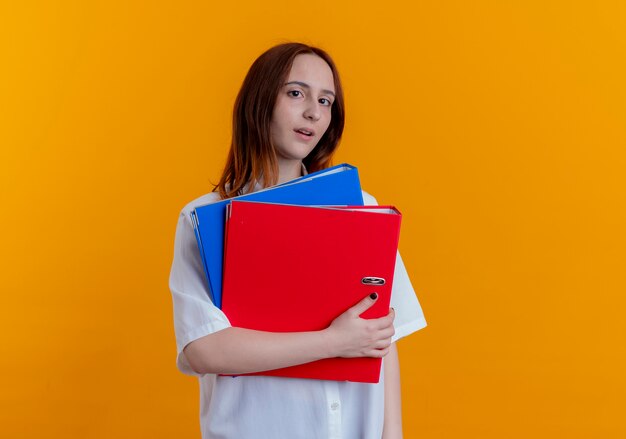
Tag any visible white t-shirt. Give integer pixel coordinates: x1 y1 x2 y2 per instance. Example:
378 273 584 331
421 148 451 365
169 181 427 439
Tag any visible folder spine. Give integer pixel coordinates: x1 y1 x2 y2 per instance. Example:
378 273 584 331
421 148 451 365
190 210 214 304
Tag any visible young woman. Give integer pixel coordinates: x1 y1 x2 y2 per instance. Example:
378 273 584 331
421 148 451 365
169 42 427 439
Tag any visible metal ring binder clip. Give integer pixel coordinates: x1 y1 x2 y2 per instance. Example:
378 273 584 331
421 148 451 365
361 277 385 286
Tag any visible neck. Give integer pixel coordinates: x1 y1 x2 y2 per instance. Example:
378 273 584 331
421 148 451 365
276 159 303 185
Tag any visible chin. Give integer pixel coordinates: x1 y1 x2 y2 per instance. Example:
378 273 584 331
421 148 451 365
277 144 317 162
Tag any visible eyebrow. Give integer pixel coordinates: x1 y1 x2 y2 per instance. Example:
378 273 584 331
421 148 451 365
284 81 336 98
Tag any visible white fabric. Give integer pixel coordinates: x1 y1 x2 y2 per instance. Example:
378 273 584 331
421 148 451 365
168 172 427 439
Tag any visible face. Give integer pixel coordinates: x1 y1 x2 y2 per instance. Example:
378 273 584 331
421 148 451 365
270 53 336 164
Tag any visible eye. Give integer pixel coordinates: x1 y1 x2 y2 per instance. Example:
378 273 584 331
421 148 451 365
287 90 302 98
319 97 333 106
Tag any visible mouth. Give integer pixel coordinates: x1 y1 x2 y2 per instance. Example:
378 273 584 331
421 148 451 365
294 128 315 137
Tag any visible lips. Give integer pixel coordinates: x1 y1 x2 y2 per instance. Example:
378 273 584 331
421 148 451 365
294 127 315 137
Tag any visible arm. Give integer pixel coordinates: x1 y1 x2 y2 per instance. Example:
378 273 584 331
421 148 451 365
185 327 332 375
382 342 403 439
184 294 396 375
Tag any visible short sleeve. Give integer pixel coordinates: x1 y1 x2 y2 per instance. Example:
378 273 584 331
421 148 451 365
362 190 428 342
169 208 232 376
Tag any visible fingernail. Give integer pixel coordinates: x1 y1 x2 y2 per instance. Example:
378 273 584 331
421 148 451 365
370 293 378 300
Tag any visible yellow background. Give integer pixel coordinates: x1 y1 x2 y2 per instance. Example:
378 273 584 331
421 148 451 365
2 1 625 437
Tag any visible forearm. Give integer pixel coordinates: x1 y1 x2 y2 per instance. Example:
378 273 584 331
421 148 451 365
183 327 333 375
382 342 403 439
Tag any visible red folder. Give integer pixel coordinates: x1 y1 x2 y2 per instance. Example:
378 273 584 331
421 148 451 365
221 201 402 383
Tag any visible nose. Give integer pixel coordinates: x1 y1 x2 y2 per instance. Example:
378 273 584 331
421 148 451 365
303 102 321 122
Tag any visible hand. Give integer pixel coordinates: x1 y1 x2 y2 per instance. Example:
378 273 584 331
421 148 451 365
323 293 395 358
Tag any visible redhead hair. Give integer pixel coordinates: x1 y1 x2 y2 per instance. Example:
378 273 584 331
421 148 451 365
215 42 345 199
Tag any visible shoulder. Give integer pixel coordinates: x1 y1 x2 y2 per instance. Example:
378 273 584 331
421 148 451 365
178 191 222 218
361 190 379 206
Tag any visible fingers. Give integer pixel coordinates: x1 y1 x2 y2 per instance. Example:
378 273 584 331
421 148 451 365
372 308 395 330
377 325 395 340
372 337 392 349
342 297 395 359
368 346 390 358
348 292 379 316
371 324 394 348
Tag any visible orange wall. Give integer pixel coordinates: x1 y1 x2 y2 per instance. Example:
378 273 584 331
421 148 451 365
2 1 625 437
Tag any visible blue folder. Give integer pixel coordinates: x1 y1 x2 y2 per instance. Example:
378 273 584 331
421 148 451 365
190 163 364 308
